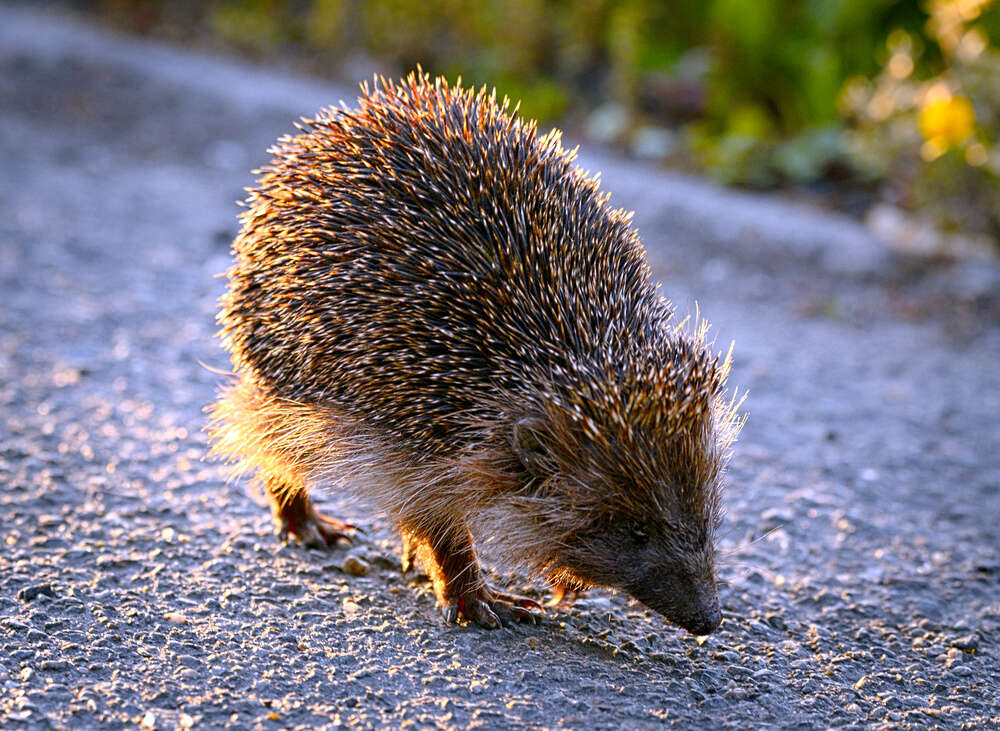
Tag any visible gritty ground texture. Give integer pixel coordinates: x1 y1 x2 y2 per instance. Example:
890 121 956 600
2 5 999 730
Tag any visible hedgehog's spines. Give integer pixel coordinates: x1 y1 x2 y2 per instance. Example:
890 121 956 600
213 70 742 559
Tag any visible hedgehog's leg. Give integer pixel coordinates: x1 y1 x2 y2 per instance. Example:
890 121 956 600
264 473 355 549
400 524 542 628
209 379 356 549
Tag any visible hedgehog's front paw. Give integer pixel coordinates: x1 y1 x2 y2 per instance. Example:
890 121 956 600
399 525 543 628
545 581 584 607
273 491 355 548
442 586 543 629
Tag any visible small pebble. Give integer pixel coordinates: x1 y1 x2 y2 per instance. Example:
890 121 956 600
950 634 978 652
342 554 371 577
17 584 56 602
39 660 70 672
272 581 302 596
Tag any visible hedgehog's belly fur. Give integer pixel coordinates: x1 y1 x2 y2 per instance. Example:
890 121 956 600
209 376 421 513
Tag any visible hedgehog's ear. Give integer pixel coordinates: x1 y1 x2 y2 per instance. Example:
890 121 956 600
513 417 548 476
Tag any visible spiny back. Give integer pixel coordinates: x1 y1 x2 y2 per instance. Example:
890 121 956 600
219 71 718 455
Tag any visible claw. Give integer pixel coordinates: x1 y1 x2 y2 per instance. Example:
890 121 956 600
464 597 501 629
442 603 459 624
480 607 501 629
488 584 543 611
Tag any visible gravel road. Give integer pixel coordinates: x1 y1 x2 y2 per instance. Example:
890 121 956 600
2 5 998 729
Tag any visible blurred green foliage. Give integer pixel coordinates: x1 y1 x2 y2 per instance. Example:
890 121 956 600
94 1 930 128
94 0 1000 248
841 0 1000 247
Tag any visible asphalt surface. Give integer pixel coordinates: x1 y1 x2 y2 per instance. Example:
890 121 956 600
1 5 999 729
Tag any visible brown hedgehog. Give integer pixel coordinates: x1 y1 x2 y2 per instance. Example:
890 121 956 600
208 71 744 634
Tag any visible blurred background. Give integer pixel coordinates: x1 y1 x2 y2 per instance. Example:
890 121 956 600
63 0 1000 259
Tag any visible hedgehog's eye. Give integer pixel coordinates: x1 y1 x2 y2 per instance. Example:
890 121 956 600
512 416 548 476
629 524 649 547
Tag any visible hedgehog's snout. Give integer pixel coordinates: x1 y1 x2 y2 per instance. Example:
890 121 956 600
650 589 722 636
679 594 722 636
629 566 722 635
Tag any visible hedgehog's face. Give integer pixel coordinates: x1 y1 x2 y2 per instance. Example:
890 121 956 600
558 507 722 636
611 517 722 636
512 415 724 635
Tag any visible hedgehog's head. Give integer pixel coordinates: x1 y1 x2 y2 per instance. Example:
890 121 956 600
502 340 742 635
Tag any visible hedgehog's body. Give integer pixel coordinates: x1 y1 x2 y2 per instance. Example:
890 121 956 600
210 72 742 633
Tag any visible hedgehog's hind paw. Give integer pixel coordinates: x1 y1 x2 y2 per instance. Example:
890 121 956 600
400 530 418 574
308 508 356 546
272 491 355 549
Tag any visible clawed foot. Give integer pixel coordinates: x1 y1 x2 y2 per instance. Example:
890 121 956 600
441 585 543 629
398 525 543 629
274 493 355 549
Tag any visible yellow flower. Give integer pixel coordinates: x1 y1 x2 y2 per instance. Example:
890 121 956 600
918 94 976 152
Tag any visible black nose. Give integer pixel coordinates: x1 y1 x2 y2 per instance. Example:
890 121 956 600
683 603 722 636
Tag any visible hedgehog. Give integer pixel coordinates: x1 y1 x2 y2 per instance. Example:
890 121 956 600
208 70 744 634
